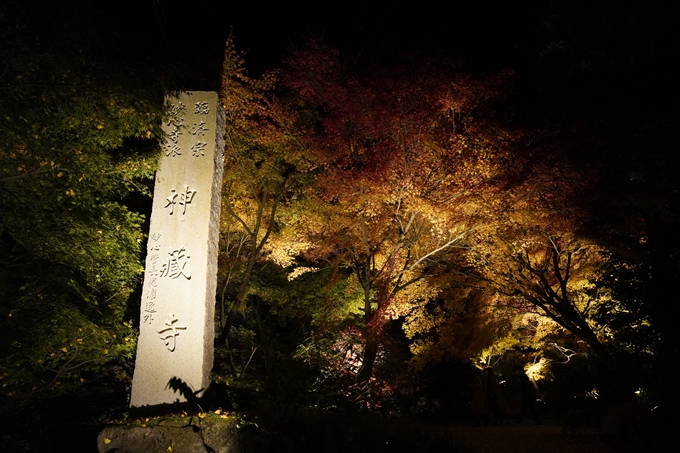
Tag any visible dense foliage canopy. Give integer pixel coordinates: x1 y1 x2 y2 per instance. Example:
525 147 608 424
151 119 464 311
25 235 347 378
210 9 680 444
0 0 170 428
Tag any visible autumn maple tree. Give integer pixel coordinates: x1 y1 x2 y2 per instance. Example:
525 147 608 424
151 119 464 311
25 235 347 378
279 43 517 381
462 148 614 360
214 38 317 349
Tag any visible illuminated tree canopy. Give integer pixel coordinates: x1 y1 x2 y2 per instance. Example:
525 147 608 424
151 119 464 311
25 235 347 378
211 29 679 378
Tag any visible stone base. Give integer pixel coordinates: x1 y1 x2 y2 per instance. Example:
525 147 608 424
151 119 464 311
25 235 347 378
97 417 237 453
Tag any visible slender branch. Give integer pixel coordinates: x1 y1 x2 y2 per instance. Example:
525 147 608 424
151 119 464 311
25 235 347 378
0 167 63 183
0 83 84 90
395 227 472 279
222 201 254 237
255 190 281 254
238 347 257 378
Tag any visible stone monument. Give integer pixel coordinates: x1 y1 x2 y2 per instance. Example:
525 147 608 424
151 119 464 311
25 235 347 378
130 91 225 407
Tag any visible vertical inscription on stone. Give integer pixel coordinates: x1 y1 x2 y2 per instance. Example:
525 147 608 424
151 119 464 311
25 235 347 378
130 92 225 407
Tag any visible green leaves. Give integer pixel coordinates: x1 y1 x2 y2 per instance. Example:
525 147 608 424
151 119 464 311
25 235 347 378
0 0 168 403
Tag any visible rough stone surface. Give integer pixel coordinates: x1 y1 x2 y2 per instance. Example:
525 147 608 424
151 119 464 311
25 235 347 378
97 421 236 453
130 92 225 407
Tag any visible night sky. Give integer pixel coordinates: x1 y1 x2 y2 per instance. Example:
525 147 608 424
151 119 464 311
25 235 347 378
95 0 546 83
5 0 676 108
85 0 678 122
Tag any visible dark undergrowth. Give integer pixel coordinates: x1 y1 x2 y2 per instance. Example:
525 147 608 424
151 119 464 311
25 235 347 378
234 411 472 453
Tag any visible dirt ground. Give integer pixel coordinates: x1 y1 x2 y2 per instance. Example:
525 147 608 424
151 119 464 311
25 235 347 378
425 421 621 453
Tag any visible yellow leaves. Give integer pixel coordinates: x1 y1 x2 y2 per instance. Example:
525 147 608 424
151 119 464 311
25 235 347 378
403 308 437 340
61 347 68 353
214 408 229 418
287 266 319 281
65 189 76 197
263 237 312 268
525 357 549 381
409 337 435 358
104 438 112 445
57 171 63 178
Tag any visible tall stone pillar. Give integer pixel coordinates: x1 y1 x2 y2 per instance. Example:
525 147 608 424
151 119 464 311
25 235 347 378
130 91 224 407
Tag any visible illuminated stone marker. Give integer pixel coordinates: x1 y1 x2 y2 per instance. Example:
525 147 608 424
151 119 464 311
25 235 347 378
130 92 224 407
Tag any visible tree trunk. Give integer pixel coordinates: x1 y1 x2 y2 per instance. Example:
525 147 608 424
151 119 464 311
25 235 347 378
215 261 253 346
357 336 378 383
215 191 281 346
357 259 378 383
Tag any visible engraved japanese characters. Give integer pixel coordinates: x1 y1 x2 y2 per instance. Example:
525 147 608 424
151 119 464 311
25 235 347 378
130 92 225 407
